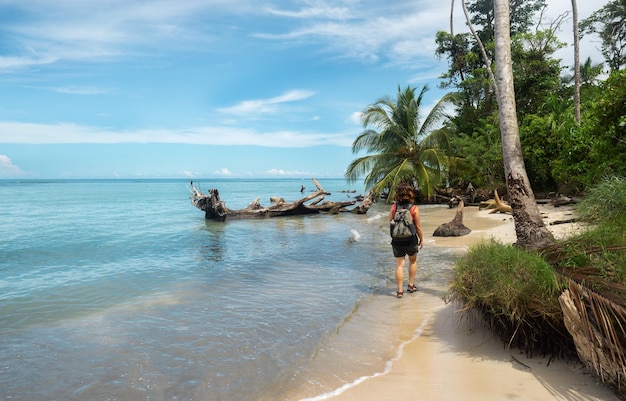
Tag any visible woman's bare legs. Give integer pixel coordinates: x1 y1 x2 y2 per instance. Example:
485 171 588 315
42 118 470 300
395 256 405 294
408 253 417 288
395 253 418 296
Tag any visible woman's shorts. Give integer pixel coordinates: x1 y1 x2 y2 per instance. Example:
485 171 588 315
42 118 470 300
392 242 419 257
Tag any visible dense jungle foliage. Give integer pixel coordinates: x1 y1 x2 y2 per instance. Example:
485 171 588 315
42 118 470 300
347 0 626 200
434 0 626 196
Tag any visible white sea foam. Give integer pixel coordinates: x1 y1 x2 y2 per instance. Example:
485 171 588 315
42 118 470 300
366 211 387 222
348 229 361 242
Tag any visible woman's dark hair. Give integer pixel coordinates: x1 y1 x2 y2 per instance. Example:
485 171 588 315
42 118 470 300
394 183 415 204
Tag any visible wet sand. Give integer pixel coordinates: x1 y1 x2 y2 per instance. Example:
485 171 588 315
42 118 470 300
304 204 621 401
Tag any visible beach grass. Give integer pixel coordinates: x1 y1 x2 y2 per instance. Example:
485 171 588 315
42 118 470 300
449 239 573 357
560 174 626 290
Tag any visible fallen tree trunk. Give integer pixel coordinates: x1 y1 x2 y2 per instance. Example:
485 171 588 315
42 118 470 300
189 178 374 221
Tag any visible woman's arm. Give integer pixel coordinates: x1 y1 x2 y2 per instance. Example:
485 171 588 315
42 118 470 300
413 206 424 248
389 203 396 221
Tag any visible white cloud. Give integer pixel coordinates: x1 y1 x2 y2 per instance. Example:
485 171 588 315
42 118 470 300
255 1 447 66
266 168 313 176
214 168 232 176
217 90 316 116
0 0 260 69
0 0 609 75
349 111 362 125
0 155 24 176
265 3 353 20
0 121 355 147
53 86 110 95
0 55 60 70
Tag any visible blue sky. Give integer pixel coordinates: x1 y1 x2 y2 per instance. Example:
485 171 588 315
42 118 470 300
0 0 608 179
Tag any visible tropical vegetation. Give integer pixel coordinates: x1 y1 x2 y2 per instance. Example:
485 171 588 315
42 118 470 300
348 0 626 200
449 175 626 397
345 0 626 396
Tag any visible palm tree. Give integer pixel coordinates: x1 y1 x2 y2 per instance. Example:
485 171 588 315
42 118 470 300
345 85 457 201
493 0 555 250
579 56 604 86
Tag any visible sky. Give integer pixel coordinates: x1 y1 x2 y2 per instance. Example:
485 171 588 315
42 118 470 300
0 0 610 179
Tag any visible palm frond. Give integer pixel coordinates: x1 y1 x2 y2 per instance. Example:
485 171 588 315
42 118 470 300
345 152 396 183
351 129 384 154
419 91 456 136
546 242 626 392
413 160 437 198
361 101 394 130
371 162 408 200
559 277 626 389
421 126 452 153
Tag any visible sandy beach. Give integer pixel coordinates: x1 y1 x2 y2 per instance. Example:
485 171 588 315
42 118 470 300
312 204 621 401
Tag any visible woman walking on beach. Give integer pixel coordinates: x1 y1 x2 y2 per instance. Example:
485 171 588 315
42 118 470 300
389 183 424 298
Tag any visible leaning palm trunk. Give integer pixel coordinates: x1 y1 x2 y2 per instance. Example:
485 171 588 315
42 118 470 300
493 0 554 250
571 0 581 125
461 0 498 98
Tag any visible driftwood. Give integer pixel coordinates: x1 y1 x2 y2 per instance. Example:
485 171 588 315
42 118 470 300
433 200 472 237
550 218 578 225
551 196 579 207
479 189 512 214
536 196 579 206
189 178 375 221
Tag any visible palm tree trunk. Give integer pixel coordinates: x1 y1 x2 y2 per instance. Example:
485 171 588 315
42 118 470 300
572 0 581 125
450 0 455 35
461 0 498 99
493 0 555 250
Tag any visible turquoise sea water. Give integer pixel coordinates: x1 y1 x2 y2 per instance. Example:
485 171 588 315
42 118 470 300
0 178 458 401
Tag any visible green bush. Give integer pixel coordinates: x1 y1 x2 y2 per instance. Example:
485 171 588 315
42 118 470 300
555 188 626 293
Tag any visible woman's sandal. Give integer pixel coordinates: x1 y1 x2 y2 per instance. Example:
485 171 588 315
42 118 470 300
407 284 418 293
396 291 404 298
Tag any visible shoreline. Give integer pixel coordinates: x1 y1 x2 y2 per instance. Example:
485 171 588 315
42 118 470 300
298 204 620 401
